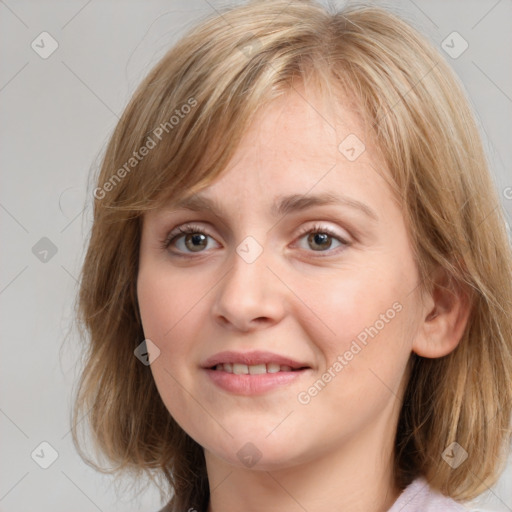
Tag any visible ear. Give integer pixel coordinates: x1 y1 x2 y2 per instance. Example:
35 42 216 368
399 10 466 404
412 265 473 358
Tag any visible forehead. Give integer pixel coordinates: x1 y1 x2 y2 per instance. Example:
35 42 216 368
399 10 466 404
191 87 392 204
250 85 362 155
153 85 399 223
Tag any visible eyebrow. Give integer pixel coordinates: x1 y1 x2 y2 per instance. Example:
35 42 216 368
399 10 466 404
169 192 379 222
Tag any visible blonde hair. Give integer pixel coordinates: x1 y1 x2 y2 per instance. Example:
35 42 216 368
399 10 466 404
71 1 512 510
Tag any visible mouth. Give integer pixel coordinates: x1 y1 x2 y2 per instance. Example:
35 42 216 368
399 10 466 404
201 350 312 395
210 362 309 374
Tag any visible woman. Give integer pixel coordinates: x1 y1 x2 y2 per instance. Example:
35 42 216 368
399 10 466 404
71 1 512 511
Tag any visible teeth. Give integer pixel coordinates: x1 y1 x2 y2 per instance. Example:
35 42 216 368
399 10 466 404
214 363 299 374
267 363 281 373
233 363 249 375
248 363 267 375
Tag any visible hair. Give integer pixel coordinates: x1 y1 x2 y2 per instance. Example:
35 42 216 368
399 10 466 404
71 0 512 510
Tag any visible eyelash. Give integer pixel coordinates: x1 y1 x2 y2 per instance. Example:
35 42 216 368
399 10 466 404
161 222 351 258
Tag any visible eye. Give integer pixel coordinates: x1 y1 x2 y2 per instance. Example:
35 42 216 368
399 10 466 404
162 224 219 255
294 223 350 255
162 222 350 256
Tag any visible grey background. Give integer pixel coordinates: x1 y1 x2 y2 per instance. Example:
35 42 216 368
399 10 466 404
0 0 511 511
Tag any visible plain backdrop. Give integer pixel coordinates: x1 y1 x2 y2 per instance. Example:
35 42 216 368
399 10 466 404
1 0 511 511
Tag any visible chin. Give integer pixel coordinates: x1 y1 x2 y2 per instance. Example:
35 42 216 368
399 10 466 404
205 433 312 472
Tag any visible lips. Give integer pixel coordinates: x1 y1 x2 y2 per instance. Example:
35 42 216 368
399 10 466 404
201 350 312 395
201 350 310 372
202 353 310 396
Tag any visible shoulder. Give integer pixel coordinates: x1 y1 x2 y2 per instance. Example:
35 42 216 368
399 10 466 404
387 477 470 512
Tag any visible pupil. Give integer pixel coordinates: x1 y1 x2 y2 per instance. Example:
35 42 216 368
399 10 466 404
309 232 331 251
186 233 207 252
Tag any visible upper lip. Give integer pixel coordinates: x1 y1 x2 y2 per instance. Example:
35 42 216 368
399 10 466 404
201 350 310 369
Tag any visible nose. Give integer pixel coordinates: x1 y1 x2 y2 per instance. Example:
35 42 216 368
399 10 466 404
211 246 287 332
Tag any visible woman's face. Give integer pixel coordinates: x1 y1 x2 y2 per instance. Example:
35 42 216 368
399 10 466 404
137 87 425 471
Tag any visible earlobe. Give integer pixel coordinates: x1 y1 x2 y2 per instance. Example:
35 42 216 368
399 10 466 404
412 267 473 359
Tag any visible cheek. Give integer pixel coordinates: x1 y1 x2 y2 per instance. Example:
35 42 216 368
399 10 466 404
137 261 209 341
136 267 201 430
136 265 193 394
292 276 414 439
290 252 418 413
136 261 213 386
295 264 408 354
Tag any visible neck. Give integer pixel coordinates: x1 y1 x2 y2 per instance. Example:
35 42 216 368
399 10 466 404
205 418 401 512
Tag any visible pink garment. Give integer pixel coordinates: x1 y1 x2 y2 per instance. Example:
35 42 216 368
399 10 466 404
388 477 469 511
157 476 473 511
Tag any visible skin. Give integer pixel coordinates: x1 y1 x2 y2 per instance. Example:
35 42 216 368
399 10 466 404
137 84 471 512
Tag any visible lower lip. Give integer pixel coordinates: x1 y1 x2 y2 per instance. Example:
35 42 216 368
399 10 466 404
204 368 310 395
